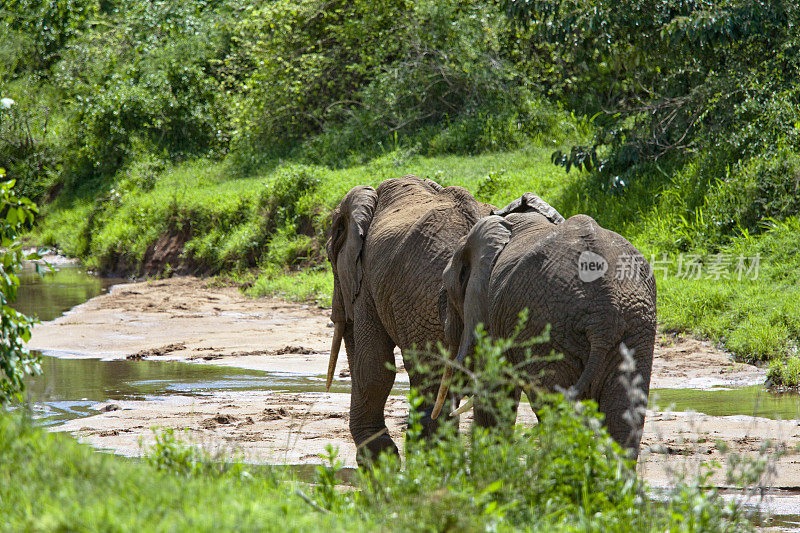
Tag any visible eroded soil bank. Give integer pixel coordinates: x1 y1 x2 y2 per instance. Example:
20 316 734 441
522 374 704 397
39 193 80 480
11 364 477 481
28 277 800 493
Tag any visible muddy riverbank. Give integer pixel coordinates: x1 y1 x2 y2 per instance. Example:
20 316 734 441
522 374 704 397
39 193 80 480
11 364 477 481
27 276 800 493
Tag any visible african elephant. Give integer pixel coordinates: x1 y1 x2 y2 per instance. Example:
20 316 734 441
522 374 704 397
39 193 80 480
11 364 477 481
326 175 493 465
432 194 657 457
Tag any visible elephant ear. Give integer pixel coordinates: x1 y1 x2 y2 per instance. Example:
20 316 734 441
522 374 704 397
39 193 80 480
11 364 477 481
432 219 511 419
326 186 378 321
491 192 564 224
454 215 512 363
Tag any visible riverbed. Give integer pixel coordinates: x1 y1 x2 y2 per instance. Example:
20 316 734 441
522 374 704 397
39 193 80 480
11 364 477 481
16 263 800 528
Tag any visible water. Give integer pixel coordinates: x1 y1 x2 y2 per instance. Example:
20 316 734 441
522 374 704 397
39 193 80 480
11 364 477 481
651 386 800 420
11 262 385 425
14 261 126 321
23 355 407 426
23 352 798 428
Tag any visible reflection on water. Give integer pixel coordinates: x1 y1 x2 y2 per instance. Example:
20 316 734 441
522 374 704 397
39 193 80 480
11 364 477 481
13 262 127 322
22 354 800 428
649 386 800 420
23 355 407 425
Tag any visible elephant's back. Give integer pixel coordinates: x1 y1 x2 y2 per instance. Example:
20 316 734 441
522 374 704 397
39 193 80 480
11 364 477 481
488 214 656 360
365 182 491 348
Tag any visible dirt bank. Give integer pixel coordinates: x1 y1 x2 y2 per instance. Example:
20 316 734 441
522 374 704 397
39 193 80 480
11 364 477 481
29 276 337 375
32 276 798 490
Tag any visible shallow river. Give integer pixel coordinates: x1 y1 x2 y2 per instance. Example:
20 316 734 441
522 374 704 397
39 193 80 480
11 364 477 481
16 262 800 425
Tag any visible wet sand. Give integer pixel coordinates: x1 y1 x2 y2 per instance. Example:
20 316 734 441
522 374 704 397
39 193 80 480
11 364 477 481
30 276 799 493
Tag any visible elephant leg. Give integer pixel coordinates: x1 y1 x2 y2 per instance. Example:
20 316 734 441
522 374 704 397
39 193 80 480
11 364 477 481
596 338 653 459
349 290 399 466
474 385 522 431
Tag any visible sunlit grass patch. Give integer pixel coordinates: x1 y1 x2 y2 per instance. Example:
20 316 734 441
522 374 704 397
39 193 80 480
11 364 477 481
31 142 800 365
33 142 575 277
658 275 800 363
247 266 334 307
0 413 355 531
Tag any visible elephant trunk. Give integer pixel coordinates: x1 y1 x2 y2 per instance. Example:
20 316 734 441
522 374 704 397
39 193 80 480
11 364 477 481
326 321 345 391
433 216 510 419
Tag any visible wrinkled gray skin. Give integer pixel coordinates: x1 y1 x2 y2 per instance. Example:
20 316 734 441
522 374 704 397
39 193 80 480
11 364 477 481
326 175 493 465
437 195 657 457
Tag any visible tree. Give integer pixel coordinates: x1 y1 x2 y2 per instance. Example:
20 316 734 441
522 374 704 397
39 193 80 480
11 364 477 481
506 0 794 177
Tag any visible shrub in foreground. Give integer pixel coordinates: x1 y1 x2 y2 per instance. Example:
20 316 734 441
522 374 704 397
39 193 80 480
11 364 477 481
1 391 755 530
0 413 356 531
0 169 40 404
315 326 753 531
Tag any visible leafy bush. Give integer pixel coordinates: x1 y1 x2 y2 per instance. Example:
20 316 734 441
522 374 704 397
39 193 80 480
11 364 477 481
1 0 102 74
767 355 800 389
234 0 555 165
703 150 800 243
0 170 40 403
359 400 642 531
0 96 59 201
54 0 236 183
350 327 752 531
146 428 249 479
506 0 795 173
474 169 510 203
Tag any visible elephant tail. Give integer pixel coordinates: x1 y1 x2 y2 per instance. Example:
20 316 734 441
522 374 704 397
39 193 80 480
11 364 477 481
566 318 625 401
566 343 607 401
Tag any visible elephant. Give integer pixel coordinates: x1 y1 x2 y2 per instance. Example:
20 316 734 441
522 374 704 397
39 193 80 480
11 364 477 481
326 175 493 465
431 194 657 457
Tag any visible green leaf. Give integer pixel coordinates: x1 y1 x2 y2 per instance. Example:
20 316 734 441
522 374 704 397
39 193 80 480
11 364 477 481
483 479 503 494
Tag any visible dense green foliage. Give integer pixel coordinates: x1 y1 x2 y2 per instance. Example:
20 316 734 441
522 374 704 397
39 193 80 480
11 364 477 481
1 0 565 194
0 169 39 403
506 0 800 251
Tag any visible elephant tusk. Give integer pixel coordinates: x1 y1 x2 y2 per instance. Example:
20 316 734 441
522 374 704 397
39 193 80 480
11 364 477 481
326 322 345 391
431 365 453 420
449 396 473 417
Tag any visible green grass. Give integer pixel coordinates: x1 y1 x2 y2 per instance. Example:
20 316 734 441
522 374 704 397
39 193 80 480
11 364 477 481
768 355 800 388
245 265 334 306
0 414 360 532
651 215 800 363
658 276 800 362
34 142 577 298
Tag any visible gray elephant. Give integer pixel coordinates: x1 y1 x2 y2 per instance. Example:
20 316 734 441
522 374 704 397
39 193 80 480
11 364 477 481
326 175 493 465
432 194 657 457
